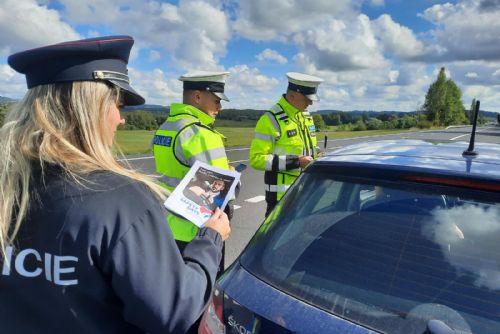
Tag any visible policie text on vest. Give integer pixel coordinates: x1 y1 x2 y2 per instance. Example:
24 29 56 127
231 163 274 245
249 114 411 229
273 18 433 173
2 246 78 286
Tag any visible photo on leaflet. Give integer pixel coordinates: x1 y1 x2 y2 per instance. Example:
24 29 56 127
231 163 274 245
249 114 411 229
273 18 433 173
183 167 235 213
164 161 240 227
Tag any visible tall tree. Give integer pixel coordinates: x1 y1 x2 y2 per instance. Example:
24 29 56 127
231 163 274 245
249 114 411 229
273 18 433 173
422 67 467 126
312 114 327 130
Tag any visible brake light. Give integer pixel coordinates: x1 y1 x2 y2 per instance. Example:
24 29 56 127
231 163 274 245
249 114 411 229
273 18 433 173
403 175 500 192
198 288 225 334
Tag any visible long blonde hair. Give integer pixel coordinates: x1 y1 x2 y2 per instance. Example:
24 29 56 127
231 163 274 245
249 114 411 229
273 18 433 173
0 81 167 257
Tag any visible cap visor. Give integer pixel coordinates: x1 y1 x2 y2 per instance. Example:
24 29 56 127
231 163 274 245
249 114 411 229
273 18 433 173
213 92 230 102
109 79 145 106
305 93 319 102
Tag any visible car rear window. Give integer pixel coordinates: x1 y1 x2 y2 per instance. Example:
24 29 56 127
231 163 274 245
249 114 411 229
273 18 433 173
241 172 500 334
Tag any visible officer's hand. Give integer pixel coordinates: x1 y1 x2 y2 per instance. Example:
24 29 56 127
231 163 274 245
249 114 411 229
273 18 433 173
299 155 313 168
205 208 231 241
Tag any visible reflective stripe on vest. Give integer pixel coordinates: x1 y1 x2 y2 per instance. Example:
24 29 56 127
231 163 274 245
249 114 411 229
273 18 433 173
188 146 227 165
265 183 290 193
157 175 182 189
254 131 274 142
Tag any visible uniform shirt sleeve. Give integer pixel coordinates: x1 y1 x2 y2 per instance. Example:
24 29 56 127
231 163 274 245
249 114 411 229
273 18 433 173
250 113 299 172
106 203 222 334
175 124 230 170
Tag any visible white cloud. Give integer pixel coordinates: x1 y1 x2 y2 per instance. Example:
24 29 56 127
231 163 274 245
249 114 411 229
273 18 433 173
234 0 354 41
293 15 388 72
227 65 280 93
56 0 232 70
224 65 281 109
446 60 500 86
322 88 350 101
424 204 500 291
370 0 385 6
388 70 399 83
0 0 79 53
57 0 124 24
462 85 500 112
256 49 288 64
0 65 27 99
353 86 366 97
128 68 181 105
418 0 500 62
419 2 457 22
148 50 161 62
372 14 426 60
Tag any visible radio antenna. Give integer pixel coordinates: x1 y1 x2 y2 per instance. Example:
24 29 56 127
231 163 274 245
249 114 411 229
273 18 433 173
463 100 480 157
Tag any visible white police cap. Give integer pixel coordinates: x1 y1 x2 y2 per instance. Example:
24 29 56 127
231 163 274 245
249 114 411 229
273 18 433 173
179 71 230 101
286 72 324 101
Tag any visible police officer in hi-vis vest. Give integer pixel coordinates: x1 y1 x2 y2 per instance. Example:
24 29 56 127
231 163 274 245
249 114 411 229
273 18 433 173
153 71 234 266
250 72 324 217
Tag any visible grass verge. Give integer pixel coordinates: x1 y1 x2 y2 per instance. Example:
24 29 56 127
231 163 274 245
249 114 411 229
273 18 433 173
115 127 420 155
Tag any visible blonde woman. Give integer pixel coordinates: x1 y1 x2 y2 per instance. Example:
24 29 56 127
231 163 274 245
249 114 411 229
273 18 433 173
0 36 230 334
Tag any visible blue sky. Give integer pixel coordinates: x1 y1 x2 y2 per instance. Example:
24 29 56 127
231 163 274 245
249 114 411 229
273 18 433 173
1 0 500 112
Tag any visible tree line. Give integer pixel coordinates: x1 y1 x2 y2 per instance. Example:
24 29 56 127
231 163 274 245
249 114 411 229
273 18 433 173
0 68 496 131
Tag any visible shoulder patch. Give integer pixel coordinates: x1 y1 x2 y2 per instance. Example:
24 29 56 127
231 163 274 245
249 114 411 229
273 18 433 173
287 129 298 138
153 135 172 147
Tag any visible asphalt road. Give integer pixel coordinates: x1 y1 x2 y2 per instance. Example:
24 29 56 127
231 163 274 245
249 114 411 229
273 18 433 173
124 125 500 268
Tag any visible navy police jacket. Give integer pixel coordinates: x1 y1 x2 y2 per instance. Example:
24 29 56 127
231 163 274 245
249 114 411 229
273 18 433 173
0 166 222 333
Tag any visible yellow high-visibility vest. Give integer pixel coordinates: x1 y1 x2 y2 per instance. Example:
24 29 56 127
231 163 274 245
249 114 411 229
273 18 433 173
153 103 230 241
249 95 318 202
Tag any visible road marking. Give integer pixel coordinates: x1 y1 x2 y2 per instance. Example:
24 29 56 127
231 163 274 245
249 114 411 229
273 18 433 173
121 155 249 164
227 148 250 151
234 205 242 210
245 195 266 203
119 156 154 161
450 134 469 141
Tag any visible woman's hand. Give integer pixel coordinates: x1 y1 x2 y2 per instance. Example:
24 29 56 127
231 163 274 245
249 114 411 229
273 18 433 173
204 207 231 241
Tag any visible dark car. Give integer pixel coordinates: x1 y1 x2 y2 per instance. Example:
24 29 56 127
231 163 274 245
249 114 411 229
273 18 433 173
199 139 500 334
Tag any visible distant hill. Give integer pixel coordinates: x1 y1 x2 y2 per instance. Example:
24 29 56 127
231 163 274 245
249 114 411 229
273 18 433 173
480 110 499 119
315 110 415 117
316 109 498 119
5 97 495 119
122 104 168 113
0 96 16 103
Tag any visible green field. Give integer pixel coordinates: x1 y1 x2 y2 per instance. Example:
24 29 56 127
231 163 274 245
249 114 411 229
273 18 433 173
115 127 419 155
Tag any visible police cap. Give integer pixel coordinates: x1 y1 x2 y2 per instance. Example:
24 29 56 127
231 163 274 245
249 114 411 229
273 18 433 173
286 72 324 101
8 35 145 106
179 71 230 102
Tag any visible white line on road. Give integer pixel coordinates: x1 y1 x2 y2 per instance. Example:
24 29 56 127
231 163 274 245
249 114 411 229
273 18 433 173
119 156 154 162
245 195 266 203
449 128 491 141
234 205 242 210
450 134 469 141
121 155 249 163
226 147 250 151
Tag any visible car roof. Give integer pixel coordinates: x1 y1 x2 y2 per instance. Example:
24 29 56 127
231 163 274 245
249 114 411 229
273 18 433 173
321 139 500 179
